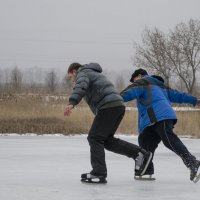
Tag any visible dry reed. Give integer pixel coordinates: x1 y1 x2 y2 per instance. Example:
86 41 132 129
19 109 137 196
0 99 200 138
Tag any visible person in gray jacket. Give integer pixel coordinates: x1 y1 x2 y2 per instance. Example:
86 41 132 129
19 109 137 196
64 62 152 184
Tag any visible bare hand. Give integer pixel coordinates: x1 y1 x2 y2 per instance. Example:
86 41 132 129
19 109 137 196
64 105 74 116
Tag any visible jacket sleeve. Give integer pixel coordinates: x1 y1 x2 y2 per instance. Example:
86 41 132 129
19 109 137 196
69 72 89 106
167 89 197 106
120 83 144 102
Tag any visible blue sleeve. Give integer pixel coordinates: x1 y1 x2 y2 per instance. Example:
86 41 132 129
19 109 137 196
121 87 144 102
168 89 197 106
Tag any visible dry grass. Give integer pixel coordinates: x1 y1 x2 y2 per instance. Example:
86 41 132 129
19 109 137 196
0 98 200 138
175 111 200 138
118 110 138 135
0 100 93 134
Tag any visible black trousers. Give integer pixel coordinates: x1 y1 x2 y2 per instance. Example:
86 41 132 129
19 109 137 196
139 119 196 174
88 105 141 176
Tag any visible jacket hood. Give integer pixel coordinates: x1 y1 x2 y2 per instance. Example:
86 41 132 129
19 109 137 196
145 75 166 86
79 63 102 73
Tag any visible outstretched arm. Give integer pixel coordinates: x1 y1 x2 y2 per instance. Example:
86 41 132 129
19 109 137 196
167 89 198 106
64 72 89 116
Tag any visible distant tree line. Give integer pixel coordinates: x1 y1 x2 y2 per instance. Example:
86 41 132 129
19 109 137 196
0 66 73 94
0 66 127 95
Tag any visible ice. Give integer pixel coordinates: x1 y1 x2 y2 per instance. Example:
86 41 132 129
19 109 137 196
0 135 200 200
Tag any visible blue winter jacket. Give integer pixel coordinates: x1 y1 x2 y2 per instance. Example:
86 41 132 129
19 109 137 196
121 75 197 134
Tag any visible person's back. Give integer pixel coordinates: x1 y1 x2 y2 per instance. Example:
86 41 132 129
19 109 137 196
136 75 177 132
122 74 197 133
69 63 124 115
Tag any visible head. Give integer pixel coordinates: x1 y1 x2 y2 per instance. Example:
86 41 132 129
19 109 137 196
67 62 82 82
130 68 148 83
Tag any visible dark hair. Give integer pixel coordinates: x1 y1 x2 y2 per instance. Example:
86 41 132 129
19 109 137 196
130 68 148 83
68 62 82 73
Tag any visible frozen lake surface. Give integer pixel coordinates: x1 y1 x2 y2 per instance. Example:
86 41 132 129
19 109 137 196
0 135 200 200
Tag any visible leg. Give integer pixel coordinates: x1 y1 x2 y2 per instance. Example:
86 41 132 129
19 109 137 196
104 137 141 159
138 126 161 175
103 106 153 176
154 120 197 169
154 119 200 182
88 106 128 176
103 106 144 159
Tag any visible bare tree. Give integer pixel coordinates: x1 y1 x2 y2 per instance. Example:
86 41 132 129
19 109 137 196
10 66 23 92
134 27 173 86
167 19 200 94
134 19 200 94
45 70 58 93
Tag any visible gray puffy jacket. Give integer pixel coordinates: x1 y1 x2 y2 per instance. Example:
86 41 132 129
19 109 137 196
69 63 124 115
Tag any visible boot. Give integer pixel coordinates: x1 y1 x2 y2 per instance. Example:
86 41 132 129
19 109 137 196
190 160 200 183
135 151 152 176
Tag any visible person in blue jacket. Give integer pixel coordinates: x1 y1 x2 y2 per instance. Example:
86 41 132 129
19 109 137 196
120 68 200 183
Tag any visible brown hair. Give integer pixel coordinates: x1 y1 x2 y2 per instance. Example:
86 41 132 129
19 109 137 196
67 63 82 73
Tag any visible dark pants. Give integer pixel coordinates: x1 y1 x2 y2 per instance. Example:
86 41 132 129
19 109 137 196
88 106 141 176
139 119 196 174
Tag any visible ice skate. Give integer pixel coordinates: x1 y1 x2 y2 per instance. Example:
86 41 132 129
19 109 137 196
135 151 152 176
134 166 155 181
190 160 200 183
81 173 107 184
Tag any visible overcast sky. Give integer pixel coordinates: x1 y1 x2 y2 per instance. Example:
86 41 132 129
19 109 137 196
0 0 200 74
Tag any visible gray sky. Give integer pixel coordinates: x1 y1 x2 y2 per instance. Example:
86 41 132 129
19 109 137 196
0 0 200 74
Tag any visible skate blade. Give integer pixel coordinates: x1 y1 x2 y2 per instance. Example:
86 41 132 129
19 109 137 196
193 173 200 183
81 178 107 184
134 176 156 181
